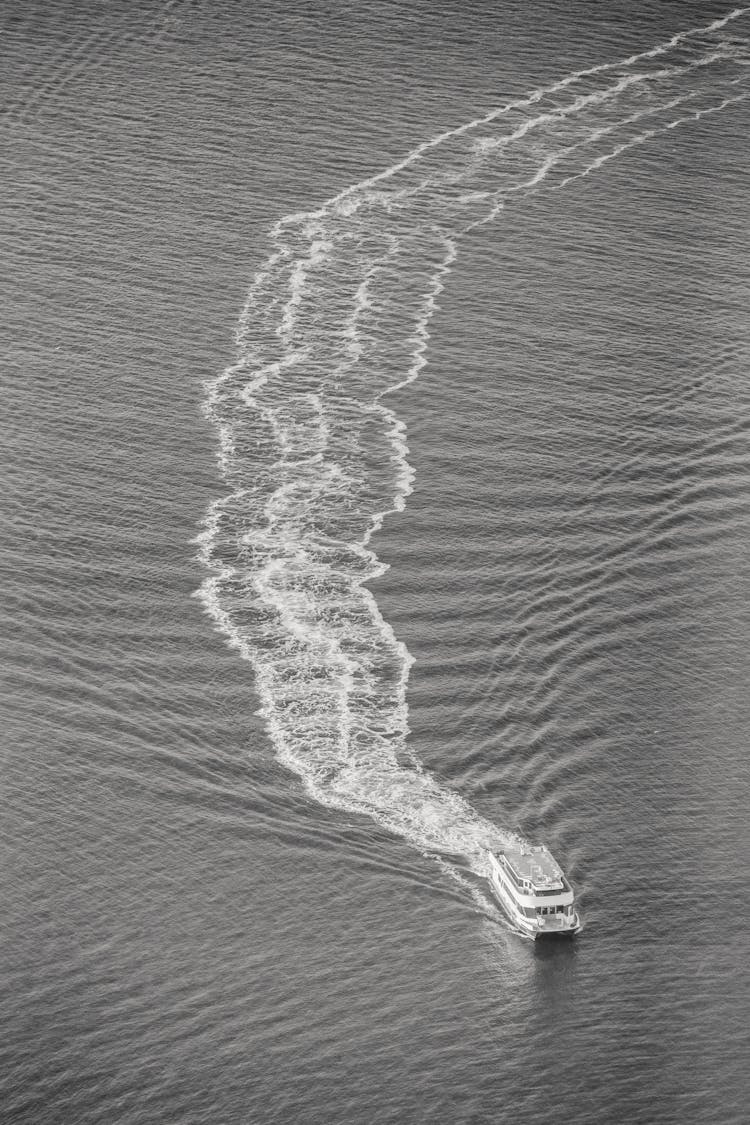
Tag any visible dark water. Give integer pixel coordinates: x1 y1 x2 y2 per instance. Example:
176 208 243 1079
3 2 750 1122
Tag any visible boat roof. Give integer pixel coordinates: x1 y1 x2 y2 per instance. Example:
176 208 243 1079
501 844 565 889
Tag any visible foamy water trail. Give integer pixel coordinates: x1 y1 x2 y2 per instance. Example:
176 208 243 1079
197 10 750 879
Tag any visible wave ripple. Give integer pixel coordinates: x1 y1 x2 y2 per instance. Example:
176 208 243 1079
197 9 750 871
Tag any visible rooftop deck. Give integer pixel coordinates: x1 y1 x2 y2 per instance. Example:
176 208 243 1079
502 844 565 890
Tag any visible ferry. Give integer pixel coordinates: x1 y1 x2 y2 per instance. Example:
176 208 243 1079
487 840 580 938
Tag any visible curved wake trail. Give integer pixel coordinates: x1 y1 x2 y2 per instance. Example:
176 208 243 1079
197 11 750 876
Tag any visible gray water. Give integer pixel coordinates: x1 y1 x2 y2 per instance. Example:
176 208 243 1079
2 2 750 1122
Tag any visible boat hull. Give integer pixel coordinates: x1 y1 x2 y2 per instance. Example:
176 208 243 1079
488 867 580 939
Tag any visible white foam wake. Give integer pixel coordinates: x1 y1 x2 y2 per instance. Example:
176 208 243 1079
197 10 749 875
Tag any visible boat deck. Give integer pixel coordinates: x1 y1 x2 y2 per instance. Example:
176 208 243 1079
503 845 564 889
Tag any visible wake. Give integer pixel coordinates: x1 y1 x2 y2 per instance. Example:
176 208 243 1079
197 10 750 879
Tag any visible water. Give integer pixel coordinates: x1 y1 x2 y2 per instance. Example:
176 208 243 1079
2 2 749 1122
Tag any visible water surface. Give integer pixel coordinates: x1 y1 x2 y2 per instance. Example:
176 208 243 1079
2 3 749 1122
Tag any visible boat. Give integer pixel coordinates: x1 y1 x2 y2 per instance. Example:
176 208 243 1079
487 839 580 938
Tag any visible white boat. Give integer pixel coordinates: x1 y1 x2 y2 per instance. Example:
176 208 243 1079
487 840 580 938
